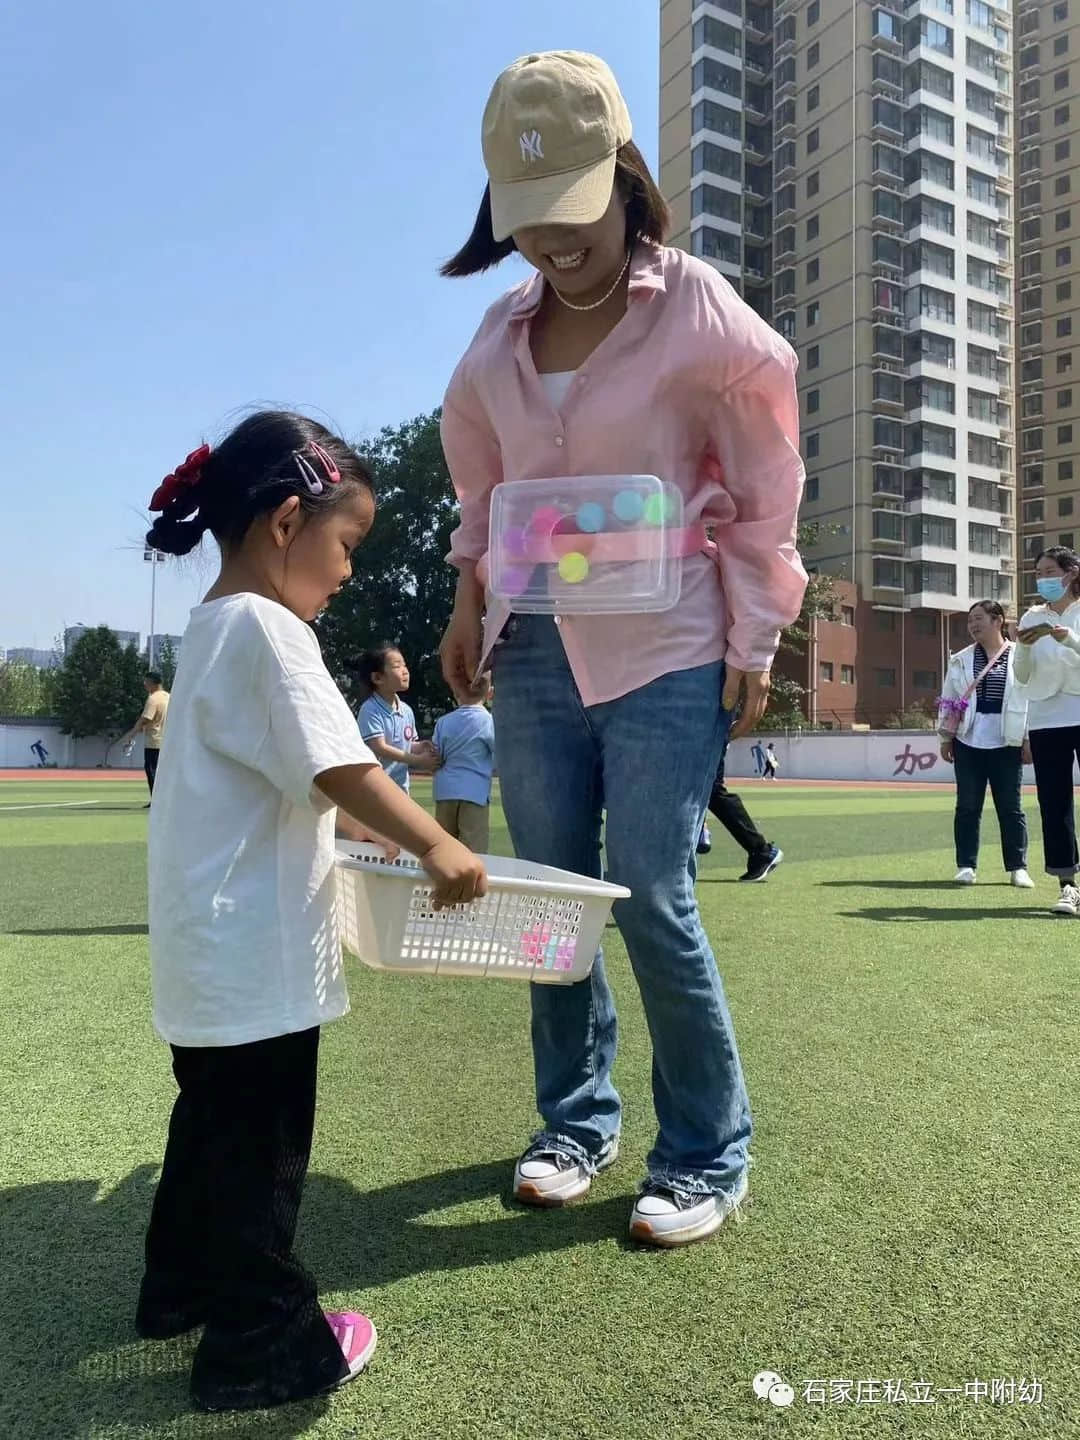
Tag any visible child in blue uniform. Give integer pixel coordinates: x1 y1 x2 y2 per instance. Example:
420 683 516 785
357 645 439 792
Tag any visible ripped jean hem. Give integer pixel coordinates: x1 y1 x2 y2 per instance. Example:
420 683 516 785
644 1162 751 1201
528 1129 619 1175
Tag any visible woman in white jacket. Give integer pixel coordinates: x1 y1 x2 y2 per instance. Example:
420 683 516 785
938 600 1031 888
1013 545 1080 917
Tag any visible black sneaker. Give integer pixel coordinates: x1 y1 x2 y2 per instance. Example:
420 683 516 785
739 845 783 883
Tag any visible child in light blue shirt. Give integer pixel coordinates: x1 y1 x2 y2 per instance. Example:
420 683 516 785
356 645 439 793
433 676 495 853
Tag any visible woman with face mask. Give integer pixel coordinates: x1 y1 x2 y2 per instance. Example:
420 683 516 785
1013 545 1080 917
437 52 807 1246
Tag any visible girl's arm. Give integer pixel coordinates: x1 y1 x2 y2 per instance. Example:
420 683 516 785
366 734 414 767
317 764 486 907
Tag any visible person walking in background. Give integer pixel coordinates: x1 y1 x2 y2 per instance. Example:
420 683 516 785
433 674 495 853
750 740 766 777
1013 545 1080 917
937 600 1031 890
762 742 779 780
697 745 784 882
120 670 170 806
30 739 49 767
356 645 440 793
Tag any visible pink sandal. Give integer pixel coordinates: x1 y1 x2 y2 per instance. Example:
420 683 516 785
325 1311 377 1387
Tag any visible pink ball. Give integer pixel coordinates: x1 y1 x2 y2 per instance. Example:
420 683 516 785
529 505 564 536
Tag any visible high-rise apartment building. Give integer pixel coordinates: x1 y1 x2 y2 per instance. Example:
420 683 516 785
1016 0 1079 599
661 0 1025 723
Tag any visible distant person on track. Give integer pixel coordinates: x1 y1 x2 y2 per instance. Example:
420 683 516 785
30 739 49 767
937 600 1031 890
697 744 783 882
119 671 171 807
762 742 779 780
750 740 766 776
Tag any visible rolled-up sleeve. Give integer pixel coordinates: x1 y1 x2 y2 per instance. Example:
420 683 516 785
705 351 808 673
441 361 503 567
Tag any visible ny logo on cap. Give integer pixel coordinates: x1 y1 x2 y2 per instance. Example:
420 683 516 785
519 129 544 164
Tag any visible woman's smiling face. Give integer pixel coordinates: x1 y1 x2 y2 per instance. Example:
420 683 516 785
512 185 627 300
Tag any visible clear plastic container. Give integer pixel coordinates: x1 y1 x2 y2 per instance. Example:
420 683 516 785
487 474 691 614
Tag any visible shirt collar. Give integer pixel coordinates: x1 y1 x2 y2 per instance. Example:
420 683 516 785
508 241 667 324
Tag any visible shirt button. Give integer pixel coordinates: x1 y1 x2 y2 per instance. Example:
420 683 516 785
554 435 564 446
553 615 563 626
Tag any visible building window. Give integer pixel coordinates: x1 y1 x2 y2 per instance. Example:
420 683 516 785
1059 247 1073 267
915 613 938 637
1059 281 1074 301
1057 177 1073 197
1060 493 1075 514
1060 318 1074 337
1056 69 1071 90
806 475 820 501
913 670 938 691
808 41 820 68
807 389 821 413
820 661 834 682
807 259 820 283
1056 105 1071 125
1057 210 1073 232
841 606 855 627
1057 140 1072 162
1062 534 1076 549
808 0 820 22
875 668 897 688
808 85 820 112
807 344 820 369
807 128 820 154
1020 44 1041 70
808 171 820 197
1061 425 1075 444
841 665 855 685
807 301 820 326
1060 389 1074 409
876 610 897 631
806 432 820 458
807 215 819 241
1055 35 1069 55
1060 352 1074 373
1054 0 1069 18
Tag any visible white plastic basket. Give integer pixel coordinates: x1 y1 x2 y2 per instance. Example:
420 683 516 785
334 841 630 984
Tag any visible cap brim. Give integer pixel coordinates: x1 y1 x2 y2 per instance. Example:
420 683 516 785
489 151 618 243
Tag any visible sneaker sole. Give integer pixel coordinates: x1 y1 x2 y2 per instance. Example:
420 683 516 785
1052 907 1078 918
513 1142 619 1209
629 1184 751 1249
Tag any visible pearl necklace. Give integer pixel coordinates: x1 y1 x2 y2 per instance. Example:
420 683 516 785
550 250 631 312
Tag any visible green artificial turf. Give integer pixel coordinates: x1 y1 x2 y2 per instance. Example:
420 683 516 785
1 778 1078 1439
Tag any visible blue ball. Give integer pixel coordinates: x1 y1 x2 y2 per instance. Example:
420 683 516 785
576 501 606 533
613 489 645 524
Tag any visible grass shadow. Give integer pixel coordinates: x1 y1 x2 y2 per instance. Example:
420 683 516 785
820 879 1025 892
0 1157 633 1435
9 924 148 936
838 905 1050 923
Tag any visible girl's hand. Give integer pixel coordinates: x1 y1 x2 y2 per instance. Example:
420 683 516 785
723 667 770 738
940 738 955 764
420 836 488 910
440 600 483 693
1051 625 1070 644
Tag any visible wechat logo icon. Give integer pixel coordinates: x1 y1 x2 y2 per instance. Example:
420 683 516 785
753 1370 796 1408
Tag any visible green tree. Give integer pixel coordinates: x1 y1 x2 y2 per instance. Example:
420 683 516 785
758 524 839 730
53 629 146 758
156 636 178 690
0 662 50 717
318 411 459 727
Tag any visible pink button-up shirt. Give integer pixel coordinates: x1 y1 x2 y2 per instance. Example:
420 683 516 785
441 242 808 707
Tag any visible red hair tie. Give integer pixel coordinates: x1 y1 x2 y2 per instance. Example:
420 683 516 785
149 444 211 512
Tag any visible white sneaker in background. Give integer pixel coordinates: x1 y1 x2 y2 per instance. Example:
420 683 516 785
1052 884 1080 918
1010 869 1035 889
955 867 976 885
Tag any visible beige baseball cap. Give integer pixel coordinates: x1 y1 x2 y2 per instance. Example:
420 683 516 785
482 51 633 243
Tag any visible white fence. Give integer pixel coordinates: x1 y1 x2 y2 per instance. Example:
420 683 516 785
724 731 1039 786
0 720 144 770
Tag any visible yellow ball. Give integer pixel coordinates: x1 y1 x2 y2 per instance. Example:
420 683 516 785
557 551 590 584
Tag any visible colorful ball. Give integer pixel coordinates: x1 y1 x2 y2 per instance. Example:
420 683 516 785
528 505 564 536
643 491 676 527
503 525 528 559
613 489 645 524
499 563 533 596
557 552 590 584
576 501 606 533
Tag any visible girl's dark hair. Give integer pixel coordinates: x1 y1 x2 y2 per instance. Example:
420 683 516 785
440 140 670 278
1036 545 1080 596
968 600 1007 627
357 643 402 698
146 411 374 558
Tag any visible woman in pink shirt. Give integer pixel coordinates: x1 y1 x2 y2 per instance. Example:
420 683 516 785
439 52 806 1247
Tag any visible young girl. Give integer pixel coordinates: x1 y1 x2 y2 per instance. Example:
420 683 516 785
439 52 806 1246
937 600 1031 889
356 645 439 792
1013 545 1080 917
137 411 486 1412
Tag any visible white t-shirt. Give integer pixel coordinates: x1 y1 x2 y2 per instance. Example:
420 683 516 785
539 370 575 411
147 593 376 1047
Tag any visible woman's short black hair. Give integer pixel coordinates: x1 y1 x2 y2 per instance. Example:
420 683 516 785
146 411 374 558
968 600 1006 626
440 140 670 278
357 643 402 697
145 670 163 684
1036 545 1080 596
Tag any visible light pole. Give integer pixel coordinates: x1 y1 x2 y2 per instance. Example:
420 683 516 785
143 547 166 667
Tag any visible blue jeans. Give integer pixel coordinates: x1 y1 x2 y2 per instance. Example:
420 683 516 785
492 615 752 1196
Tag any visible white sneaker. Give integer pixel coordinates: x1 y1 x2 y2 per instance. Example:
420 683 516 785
955 867 976 885
629 1171 749 1248
1052 884 1080 918
1010 869 1035 889
513 1139 619 1208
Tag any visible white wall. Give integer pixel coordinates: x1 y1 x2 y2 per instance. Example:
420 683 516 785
0 722 144 769
725 731 1039 786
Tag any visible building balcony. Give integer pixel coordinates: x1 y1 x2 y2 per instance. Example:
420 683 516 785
744 266 771 289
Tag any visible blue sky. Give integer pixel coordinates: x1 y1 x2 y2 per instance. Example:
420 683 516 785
0 0 659 652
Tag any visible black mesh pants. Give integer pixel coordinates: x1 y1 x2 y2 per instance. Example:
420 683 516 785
137 1027 347 1411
